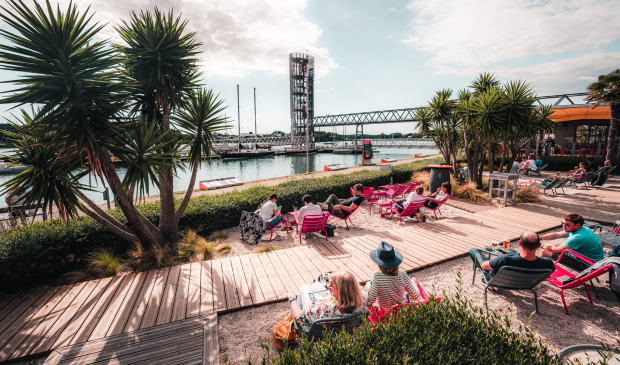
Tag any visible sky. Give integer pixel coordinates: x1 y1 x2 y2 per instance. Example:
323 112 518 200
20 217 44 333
1 0 619 135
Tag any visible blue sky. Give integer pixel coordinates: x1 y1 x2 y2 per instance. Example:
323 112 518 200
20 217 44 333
1 0 619 135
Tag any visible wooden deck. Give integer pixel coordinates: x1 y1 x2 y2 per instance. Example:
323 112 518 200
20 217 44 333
0 182 618 363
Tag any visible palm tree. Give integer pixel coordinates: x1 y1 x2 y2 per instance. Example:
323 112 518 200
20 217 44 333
470 86 506 174
501 80 537 168
0 1 228 248
587 69 620 160
428 89 455 165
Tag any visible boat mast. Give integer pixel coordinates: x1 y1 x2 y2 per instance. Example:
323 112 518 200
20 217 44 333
254 88 257 136
237 84 240 152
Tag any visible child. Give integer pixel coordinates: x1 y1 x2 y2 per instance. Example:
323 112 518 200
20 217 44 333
366 242 421 311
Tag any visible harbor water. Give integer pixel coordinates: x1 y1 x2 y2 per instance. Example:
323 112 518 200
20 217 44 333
0 147 437 208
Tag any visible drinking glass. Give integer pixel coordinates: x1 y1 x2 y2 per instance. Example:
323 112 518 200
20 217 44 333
491 240 499 248
503 239 510 249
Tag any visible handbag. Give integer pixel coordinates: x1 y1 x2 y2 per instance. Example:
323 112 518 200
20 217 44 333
325 223 335 237
272 314 299 350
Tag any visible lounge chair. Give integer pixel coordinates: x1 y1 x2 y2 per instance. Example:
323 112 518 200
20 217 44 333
290 301 363 341
526 164 548 177
421 193 453 220
546 249 613 315
384 200 425 226
295 213 330 245
480 266 552 314
254 210 285 242
367 284 441 327
571 173 594 189
385 183 410 200
597 225 620 248
552 178 571 195
559 344 620 362
536 178 560 196
328 205 359 230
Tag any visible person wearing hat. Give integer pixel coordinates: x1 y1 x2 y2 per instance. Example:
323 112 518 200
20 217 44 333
366 241 421 311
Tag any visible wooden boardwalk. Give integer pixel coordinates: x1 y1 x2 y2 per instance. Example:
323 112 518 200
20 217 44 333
0 182 618 363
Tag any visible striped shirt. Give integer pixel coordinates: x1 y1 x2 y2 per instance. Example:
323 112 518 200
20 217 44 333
367 269 421 310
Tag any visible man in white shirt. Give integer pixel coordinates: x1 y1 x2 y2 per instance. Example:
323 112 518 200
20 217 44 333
297 194 323 225
394 185 425 214
520 155 537 174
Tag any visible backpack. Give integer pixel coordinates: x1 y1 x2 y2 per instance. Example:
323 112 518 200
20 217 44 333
325 223 336 237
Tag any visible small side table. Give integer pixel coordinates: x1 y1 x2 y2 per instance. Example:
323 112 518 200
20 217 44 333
370 201 394 218
488 173 519 207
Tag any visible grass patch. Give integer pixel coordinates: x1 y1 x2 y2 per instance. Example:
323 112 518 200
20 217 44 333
452 180 488 204
253 244 281 253
516 186 542 204
207 230 228 241
215 243 232 254
87 249 122 276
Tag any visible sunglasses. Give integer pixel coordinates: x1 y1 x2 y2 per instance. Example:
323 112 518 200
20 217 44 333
561 221 572 226
327 281 336 289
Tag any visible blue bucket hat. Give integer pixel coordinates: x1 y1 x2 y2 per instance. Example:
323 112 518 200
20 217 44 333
369 241 403 269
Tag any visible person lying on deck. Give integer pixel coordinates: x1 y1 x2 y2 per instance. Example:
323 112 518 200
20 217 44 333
258 193 282 228
423 182 451 209
539 213 604 271
296 194 323 225
469 232 555 281
364 241 421 312
288 271 367 331
394 185 425 214
318 183 364 219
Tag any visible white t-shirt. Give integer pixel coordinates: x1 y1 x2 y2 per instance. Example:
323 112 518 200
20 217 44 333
259 201 277 221
297 203 323 224
403 192 425 207
526 160 537 169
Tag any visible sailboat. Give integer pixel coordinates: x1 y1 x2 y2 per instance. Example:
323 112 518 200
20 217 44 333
220 85 274 160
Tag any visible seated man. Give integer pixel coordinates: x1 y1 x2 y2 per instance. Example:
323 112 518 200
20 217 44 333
540 213 604 271
318 183 364 219
469 232 555 281
510 158 521 173
519 155 537 174
296 194 323 225
592 160 612 186
585 157 599 173
534 155 543 169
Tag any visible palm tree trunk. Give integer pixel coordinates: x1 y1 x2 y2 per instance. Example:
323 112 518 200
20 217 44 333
440 120 451 165
158 102 177 242
606 103 619 160
500 136 508 172
487 131 494 174
175 161 199 222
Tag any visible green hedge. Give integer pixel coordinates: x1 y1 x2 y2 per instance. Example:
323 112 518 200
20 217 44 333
255 285 572 365
0 170 391 293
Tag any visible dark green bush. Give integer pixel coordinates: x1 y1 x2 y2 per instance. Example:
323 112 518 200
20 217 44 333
254 284 563 365
0 170 391 292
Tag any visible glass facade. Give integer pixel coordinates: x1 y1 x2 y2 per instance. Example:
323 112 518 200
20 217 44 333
575 124 608 144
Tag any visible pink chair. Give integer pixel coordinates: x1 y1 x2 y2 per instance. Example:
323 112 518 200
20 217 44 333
422 193 453 220
328 205 359 230
386 183 410 200
254 210 285 242
402 182 421 196
547 249 612 315
295 212 330 245
384 200 425 226
367 284 440 327
351 186 375 202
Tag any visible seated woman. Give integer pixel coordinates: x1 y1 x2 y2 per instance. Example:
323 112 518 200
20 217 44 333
571 162 587 180
366 242 421 312
288 271 366 331
258 193 282 228
423 182 451 209
394 185 425 214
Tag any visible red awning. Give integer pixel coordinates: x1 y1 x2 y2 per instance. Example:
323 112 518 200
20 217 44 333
550 105 611 122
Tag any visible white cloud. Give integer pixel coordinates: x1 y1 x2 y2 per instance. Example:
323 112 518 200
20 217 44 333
34 0 338 78
387 8 397 13
403 0 620 82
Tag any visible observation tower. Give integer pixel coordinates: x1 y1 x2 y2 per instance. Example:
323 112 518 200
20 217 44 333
289 53 314 148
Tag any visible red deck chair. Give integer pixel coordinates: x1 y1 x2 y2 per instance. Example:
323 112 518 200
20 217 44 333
547 249 613 315
402 182 421 196
328 205 359 230
385 200 425 226
367 284 440 327
296 212 330 245
254 210 285 242
422 193 453 220
350 186 376 202
386 183 410 200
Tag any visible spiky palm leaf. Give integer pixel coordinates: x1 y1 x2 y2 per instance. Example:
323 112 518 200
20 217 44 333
0 0 126 169
470 72 500 95
414 107 433 135
172 88 230 167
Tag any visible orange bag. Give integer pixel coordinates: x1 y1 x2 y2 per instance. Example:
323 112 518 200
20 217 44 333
272 314 299 350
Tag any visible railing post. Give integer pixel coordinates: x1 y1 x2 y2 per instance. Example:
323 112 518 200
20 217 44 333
571 141 575 157
597 142 601 157
526 142 531 157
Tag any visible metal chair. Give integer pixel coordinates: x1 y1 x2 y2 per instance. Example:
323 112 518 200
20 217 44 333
289 301 363 342
480 266 553 314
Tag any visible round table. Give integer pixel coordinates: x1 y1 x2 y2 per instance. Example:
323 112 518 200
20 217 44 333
428 165 452 193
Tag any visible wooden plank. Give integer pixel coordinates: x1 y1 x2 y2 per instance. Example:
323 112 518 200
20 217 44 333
339 238 382 276
230 256 253 307
286 247 318 283
140 267 171 329
302 245 339 273
0 294 27 322
0 285 71 362
298 246 330 274
33 280 100 353
105 272 148 336
0 287 60 354
123 270 158 333
239 254 270 304
204 313 219 365
198 261 214 315
82 275 131 342
171 263 191 322
351 235 423 269
9 283 84 360
52 277 114 348
272 249 306 289
321 242 365 282
156 266 181 325
210 259 227 312
263 251 298 293
251 253 286 301
0 290 44 338
219 257 241 311
289 247 322 280
0 295 15 317
186 262 202 318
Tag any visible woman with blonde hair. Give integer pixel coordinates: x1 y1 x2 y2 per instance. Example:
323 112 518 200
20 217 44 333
288 271 366 331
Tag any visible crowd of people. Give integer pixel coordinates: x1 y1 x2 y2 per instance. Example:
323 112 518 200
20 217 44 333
570 158 614 186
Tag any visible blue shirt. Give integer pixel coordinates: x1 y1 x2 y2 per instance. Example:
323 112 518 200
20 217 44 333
564 227 604 262
535 159 543 168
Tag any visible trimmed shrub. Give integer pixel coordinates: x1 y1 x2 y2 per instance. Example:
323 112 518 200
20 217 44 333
255 284 565 365
0 169 391 292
